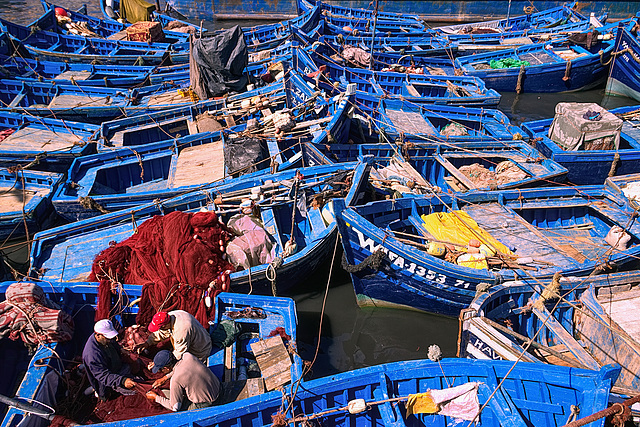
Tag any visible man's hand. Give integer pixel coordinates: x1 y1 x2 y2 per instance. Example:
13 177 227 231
152 375 168 389
145 390 158 402
134 342 148 354
123 378 137 389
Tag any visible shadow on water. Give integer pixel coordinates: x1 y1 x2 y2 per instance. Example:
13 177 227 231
284 245 459 379
499 89 640 125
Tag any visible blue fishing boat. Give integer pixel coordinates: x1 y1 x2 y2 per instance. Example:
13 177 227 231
522 104 640 184
605 21 640 101
334 184 640 317
0 281 302 426
458 271 640 395
0 111 99 172
605 172 640 209
9 354 620 426
98 0 207 32
294 48 502 108
0 79 214 121
358 142 567 196
52 90 350 220
98 80 288 150
0 17 186 65
37 2 192 43
0 168 62 240
100 0 322 52
359 98 524 141
165 0 638 22
30 160 371 295
454 30 617 92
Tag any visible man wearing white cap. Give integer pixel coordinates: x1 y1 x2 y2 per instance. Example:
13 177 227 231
82 319 138 401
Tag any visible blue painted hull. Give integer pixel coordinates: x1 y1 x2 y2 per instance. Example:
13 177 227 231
0 282 302 427
294 48 502 108
455 35 616 93
458 271 640 393
335 185 640 317
522 104 640 185
58 358 618 427
606 24 640 101
166 0 637 22
0 169 62 241
30 161 372 296
0 112 98 172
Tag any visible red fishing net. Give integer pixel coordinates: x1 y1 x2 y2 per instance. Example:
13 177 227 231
90 211 236 327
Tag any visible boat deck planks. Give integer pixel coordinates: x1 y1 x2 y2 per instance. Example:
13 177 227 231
144 91 190 107
385 109 437 135
599 290 640 342
54 70 92 81
0 126 84 151
48 94 112 108
463 202 579 267
0 190 37 213
169 141 225 188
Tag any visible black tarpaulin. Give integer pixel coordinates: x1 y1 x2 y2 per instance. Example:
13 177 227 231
190 25 248 99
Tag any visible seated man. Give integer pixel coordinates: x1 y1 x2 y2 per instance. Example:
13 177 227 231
145 350 220 411
82 319 137 401
139 310 212 363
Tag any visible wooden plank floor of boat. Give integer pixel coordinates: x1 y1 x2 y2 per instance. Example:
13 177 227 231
599 288 640 342
0 189 37 213
385 109 437 135
168 141 225 188
49 94 112 108
463 203 583 268
0 126 84 151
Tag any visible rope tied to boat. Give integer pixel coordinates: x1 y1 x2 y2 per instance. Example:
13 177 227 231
78 196 109 214
516 64 526 93
608 152 621 177
562 60 571 82
341 249 385 273
532 272 562 310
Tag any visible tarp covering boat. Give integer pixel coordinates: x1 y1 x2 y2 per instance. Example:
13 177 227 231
190 25 248 99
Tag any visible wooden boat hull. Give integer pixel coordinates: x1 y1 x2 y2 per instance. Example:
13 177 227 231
606 24 640 101
30 161 372 296
334 186 640 317
60 357 619 427
455 36 616 93
166 0 637 22
522 104 640 185
0 169 62 240
0 112 99 173
458 271 640 394
0 283 302 427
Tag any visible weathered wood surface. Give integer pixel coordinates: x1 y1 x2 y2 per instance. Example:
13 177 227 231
168 141 225 188
49 94 112 108
598 289 640 342
0 127 84 151
463 203 582 265
385 109 437 135
0 190 38 213
54 70 92 81
577 288 640 391
250 336 291 391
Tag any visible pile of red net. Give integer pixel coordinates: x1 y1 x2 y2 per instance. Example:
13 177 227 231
90 211 236 327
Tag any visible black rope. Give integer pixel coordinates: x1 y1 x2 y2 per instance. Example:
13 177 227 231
341 249 385 273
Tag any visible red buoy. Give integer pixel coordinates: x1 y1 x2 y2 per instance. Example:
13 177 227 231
54 7 68 16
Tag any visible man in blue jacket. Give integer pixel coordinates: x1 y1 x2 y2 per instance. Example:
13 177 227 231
82 319 138 401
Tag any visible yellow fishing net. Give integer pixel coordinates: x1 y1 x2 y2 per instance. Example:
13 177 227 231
421 211 513 257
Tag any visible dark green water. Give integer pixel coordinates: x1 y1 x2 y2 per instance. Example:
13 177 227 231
1 0 639 378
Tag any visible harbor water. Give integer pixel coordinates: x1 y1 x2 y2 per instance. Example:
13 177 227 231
1 0 639 380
